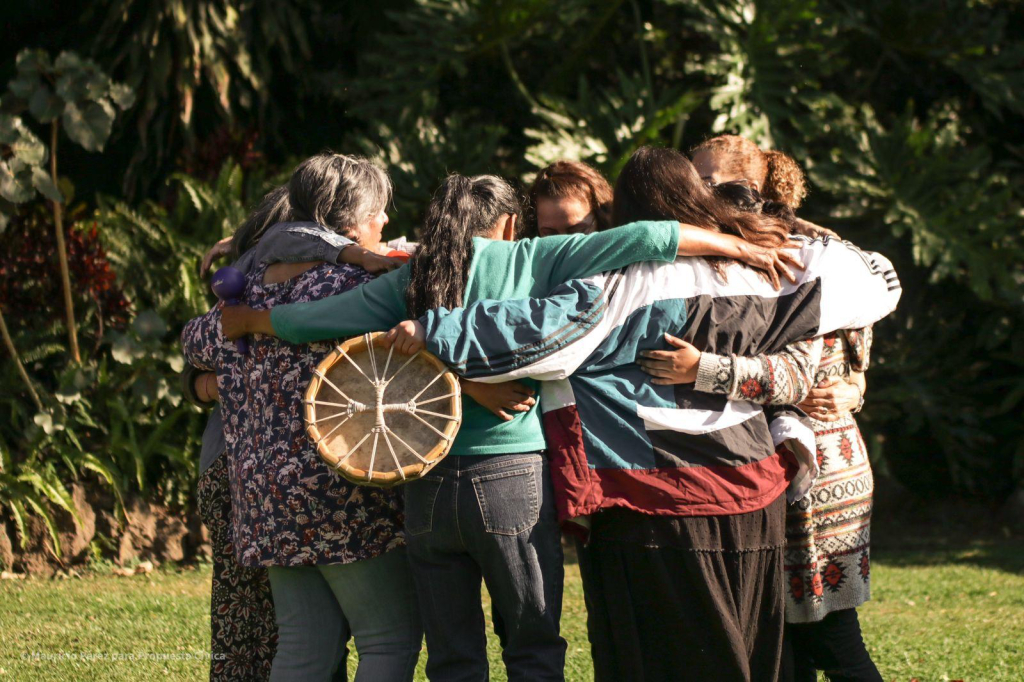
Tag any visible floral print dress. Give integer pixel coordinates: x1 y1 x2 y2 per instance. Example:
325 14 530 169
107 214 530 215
694 328 874 623
182 261 405 567
196 455 278 680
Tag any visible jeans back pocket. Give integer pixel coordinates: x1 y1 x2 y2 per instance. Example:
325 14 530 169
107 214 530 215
404 476 442 536
471 467 540 536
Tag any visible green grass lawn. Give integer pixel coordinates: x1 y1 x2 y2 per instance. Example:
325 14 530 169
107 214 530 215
1 535 1021 681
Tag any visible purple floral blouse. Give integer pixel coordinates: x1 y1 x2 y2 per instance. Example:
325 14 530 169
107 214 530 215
182 262 405 567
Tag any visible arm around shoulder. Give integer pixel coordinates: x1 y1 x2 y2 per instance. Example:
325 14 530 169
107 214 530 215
268 265 410 345
540 220 681 288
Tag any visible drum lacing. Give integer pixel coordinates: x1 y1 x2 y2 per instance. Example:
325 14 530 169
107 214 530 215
310 333 460 479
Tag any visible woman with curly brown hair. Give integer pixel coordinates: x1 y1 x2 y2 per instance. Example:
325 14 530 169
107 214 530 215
690 134 808 207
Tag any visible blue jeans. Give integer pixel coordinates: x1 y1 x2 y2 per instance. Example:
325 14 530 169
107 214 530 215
404 453 566 681
267 548 422 682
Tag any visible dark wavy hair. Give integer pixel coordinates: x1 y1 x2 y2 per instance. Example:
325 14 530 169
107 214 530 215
406 174 521 318
613 146 794 275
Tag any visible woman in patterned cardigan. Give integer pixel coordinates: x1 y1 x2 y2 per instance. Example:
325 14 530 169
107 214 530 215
639 136 883 682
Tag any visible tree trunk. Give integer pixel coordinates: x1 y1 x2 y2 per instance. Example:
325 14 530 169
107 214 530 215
50 121 80 364
0 304 44 413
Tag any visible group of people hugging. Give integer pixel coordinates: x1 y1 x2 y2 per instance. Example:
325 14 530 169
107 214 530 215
181 134 900 682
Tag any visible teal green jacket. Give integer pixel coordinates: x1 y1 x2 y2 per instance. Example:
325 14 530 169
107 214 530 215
271 221 681 455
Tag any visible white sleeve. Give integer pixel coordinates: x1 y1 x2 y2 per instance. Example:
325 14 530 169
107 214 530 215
795 236 901 335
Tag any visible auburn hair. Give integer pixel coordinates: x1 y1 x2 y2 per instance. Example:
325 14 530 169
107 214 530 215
691 135 807 209
527 160 613 234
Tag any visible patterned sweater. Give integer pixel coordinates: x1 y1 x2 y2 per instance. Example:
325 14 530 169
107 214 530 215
421 235 901 520
694 328 875 622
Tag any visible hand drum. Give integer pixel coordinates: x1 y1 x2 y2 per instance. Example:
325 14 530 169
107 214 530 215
305 332 462 487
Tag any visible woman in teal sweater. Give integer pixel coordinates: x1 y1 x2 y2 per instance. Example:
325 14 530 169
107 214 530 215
223 173 799 681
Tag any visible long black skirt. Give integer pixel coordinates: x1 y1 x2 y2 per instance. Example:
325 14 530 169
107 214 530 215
576 494 787 682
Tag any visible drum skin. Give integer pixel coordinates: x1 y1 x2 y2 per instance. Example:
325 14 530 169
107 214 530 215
305 332 462 487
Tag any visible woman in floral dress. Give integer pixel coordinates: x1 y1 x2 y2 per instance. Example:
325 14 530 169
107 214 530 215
182 154 422 681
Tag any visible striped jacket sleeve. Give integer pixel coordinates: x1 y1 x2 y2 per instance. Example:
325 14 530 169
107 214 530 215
422 237 900 382
801 236 901 334
422 276 613 382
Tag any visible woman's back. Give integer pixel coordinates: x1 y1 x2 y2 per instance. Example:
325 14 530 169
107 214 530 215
182 261 404 567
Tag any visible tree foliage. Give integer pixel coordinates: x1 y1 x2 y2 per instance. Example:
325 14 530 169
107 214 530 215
0 0 1021 545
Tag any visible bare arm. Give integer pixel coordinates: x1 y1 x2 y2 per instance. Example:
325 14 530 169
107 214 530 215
676 226 804 290
460 379 536 422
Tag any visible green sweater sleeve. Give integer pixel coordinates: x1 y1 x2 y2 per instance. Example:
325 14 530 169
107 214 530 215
269 266 410 344
529 220 679 292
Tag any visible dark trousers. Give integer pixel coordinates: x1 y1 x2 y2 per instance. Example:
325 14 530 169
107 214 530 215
403 453 567 682
782 608 882 682
576 495 787 682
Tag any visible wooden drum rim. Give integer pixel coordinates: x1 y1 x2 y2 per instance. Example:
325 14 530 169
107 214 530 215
304 332 462 487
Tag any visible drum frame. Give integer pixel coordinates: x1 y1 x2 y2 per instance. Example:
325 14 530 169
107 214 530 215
305 332 462 487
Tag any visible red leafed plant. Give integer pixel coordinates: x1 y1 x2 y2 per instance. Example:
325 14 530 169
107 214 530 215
0 207 131 337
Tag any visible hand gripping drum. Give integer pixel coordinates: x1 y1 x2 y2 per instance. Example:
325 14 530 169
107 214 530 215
305 332 462 486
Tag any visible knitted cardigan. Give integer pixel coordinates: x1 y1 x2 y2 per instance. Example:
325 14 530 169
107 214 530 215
693 327 875 622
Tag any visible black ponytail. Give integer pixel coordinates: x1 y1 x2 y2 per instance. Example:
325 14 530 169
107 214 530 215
406 174 520 318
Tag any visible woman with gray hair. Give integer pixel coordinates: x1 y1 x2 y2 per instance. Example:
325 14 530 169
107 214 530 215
183 153 422 682
201 155 405 276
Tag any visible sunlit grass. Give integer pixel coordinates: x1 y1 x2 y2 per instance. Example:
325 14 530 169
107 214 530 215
1 538 1021 681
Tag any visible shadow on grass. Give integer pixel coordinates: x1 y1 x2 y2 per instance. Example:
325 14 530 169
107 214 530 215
871 484 1024 575
556 483 1024 574
872 538 1024 574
